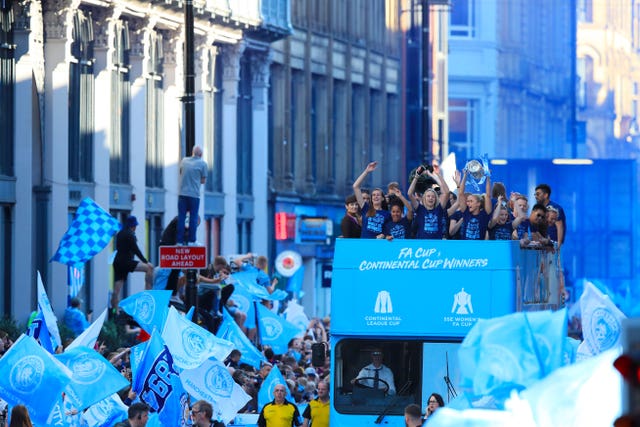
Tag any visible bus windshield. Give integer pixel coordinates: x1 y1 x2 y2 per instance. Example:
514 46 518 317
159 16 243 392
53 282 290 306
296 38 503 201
333 339 422 415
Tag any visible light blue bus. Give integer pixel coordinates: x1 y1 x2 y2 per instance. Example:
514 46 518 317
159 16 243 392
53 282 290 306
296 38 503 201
329 239 562 426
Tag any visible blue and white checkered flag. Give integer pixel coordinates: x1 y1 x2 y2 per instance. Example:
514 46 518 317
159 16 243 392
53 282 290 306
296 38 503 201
50 198 121 266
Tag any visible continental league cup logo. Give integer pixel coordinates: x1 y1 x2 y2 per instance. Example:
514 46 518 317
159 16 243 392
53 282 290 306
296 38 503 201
374 290 392 314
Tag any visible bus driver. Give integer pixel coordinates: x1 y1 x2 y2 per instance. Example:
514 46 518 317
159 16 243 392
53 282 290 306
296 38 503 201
351 348 396 395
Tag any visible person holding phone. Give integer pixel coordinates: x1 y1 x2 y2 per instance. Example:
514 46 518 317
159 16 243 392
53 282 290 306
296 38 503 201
423 393 444 422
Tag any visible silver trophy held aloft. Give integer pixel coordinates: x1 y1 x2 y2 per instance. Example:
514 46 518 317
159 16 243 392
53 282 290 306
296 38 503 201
465 159 485 181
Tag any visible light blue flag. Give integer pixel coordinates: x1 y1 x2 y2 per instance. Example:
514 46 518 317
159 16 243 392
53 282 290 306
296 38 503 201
26 310 55 354
286 266 304 293
232 271 272 300
50 197 121 266
80 393 128 427
524 309 567 377
216 310 267 369
161 306 234 370
119 290 171 334
577 280 626 359
516 349 621 427
257 364 293 411
37 272 62 350
131 332 190 427
68 264 85 299
0 335 72 425
233 271 287 301
181 357 252 424
229 285 257 329
129 341 147 381
256 303 303 355
185 305 195 321
47 392 83 427
55 347 130 410
458 312 541 403
66 309 107 351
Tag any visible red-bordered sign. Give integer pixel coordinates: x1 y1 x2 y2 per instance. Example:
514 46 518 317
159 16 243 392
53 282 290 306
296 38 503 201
159 246 207 269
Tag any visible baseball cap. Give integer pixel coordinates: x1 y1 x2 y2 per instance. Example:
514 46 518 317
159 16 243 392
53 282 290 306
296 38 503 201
305 367 317 377
126 216 139 227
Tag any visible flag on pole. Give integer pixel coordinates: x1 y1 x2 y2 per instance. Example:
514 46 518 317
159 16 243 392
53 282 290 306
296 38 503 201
181 357 252 424
216 310 266 369
577 280 626 359
50 197 121 266
132 332 189 427
80 393 129 427
0 335 72 425
66 308 107 351
119 290 171 334
55 346 130 410
256 303 303 355
257 364 293 411
161 306 234 370
37 271 62 350
26 310 55 354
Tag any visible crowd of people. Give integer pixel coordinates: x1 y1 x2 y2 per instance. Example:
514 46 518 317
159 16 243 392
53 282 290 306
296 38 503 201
342 161 566 248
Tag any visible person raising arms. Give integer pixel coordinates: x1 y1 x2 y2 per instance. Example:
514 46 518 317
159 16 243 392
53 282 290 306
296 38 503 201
353 162 391 239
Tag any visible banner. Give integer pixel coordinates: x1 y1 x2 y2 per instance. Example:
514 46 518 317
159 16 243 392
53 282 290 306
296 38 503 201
216 310 266 369
161 306 234 370
37 272 62 350
256 303 303 355
50 197 121 267
66 309 107 351
181 357 251 424
55 347 130 410
131 332 189 427
257 364 293 411
120 290 171 335
80 393 129 427
0 335 72 425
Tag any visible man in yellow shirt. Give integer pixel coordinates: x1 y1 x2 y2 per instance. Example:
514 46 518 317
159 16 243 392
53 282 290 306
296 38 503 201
257 383 302 427
302 381 329 427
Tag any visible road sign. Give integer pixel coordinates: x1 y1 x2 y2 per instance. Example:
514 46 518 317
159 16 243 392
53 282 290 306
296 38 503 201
159 245 207 269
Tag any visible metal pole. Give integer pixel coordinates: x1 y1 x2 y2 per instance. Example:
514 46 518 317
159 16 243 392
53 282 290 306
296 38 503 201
183 0 197 312
422 0 431 164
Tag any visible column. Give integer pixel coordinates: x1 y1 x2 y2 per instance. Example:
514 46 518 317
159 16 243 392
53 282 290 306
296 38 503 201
220 42 245 254
250 51 271 256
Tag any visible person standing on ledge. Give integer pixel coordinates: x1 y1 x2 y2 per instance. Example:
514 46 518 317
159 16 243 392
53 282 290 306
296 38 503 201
177 145 207 245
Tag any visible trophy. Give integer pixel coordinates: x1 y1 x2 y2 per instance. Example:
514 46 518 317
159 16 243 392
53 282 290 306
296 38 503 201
464 154 491 191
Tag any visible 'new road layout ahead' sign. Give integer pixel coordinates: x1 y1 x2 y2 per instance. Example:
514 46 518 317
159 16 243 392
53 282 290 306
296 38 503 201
159 246 207 269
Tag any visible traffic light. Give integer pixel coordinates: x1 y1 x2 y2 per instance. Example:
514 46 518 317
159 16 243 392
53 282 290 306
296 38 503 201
614 319 640 427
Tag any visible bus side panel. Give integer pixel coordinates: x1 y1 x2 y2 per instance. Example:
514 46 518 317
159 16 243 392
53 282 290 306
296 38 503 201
332 240 520 337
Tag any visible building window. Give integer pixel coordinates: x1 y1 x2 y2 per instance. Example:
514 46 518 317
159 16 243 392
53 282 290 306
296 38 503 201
147 214 163 265
204 47 223 193
351 84 367 169
312 75 332 193
0 205 11 314
332 81 349 194
110 20 131 184
291 70 307 193
205 217 221 263
145 31 164 189
237 220 252 254
237 55 252 196
0 3 15 177
448 98 476 165
69 10 94 183
450 0 475 38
